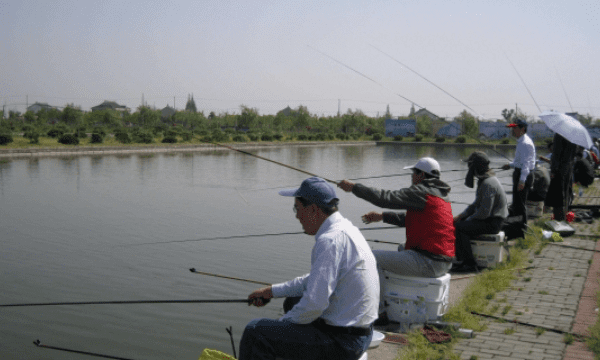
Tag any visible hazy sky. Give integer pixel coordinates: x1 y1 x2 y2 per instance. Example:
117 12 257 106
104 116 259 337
1 0 598 119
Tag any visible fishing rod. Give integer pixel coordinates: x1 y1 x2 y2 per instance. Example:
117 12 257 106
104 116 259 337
370 44 482 118
190 268 272 285
0 298 263 307
247 167 512 192
504 52 542 113
306 45 424 108
202 140 339 185
555 66 574 112
126 226 400 246
34 340 138 360
367 47 516 163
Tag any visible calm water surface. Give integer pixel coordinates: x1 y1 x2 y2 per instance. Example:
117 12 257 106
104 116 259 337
0 143 516 359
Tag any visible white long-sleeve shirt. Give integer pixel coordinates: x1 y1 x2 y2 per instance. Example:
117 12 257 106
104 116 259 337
271 212 379 328
509 133 536 183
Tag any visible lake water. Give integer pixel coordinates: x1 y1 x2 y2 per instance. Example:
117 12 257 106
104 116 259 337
0 143 516 360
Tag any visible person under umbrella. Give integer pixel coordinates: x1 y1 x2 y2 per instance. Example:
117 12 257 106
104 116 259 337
453 152 508 273
545 134 577 221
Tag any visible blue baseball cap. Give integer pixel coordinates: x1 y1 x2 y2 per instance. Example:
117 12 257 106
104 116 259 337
278 177 339 207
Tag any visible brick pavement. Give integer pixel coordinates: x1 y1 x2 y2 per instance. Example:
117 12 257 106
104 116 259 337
454 230 599 360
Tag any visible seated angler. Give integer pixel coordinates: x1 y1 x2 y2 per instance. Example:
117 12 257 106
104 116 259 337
238 177 379 360
453 151 508 273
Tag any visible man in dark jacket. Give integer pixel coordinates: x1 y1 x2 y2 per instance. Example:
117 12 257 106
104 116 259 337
453 152 508 273
545 134 577 221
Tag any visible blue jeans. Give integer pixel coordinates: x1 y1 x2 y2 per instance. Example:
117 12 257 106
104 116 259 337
238 318 372 360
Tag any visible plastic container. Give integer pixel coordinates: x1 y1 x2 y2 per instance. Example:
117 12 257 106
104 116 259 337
526 200 544 218
384 293 448 323
471 231 505 268
381 271 451 303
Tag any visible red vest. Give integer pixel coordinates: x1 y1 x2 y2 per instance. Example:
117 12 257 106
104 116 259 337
405 195 455 258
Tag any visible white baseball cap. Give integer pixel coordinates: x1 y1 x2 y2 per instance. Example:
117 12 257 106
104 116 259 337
403 157 441 178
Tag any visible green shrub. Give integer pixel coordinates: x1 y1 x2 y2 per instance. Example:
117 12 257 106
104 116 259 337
0 133 14 145
25 130 40 144
162 136 177 143
297 134 308 140
336 133 346 140
94 127 107 137
91 133 103 144
115 131 131 144
232 134 247 142
435 136 446 143
47 128 65 138
181 131 193 141
393 135 403 141
165 130 177 138
455 135 467 143
211 130 229 142
315 133 327 141
58 133 79 145
261 133 274 141
372 133 383 141
414 134 423 142
133 131 154 144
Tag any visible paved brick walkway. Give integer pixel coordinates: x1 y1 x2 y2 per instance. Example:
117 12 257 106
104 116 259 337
454 230 599 360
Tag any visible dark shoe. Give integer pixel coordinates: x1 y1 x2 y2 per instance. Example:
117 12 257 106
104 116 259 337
374 312 390 326
450 264 479 274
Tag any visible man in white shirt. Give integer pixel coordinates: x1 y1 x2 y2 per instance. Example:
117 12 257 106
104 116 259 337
238 177 379 360
502 118 536 226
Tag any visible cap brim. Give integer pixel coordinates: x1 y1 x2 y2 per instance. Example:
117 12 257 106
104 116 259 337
278 188 300 197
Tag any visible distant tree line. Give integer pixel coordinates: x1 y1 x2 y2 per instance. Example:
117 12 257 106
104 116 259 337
0 104 597 147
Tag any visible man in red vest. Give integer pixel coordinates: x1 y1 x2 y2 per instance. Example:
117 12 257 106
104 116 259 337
338 157 455 324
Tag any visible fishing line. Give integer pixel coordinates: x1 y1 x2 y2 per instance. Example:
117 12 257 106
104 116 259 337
504 52 542 113
306 45 424 108
33 340 137 360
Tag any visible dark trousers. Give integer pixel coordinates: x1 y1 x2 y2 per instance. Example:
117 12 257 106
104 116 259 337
510 168 534 225
454 217 504 266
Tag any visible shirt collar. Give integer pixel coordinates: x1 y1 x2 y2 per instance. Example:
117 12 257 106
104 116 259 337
315 211 343 239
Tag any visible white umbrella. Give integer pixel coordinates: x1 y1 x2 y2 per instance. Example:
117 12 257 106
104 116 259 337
539 111 593 149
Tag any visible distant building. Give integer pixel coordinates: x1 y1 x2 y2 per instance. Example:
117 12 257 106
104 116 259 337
27 102 55 113
413 108 441 121
91 100 129 112
161 105 176 120
277 106 293 117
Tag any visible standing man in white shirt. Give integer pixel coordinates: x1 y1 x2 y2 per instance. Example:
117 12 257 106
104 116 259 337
502 118 536 227
238 177 379 360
